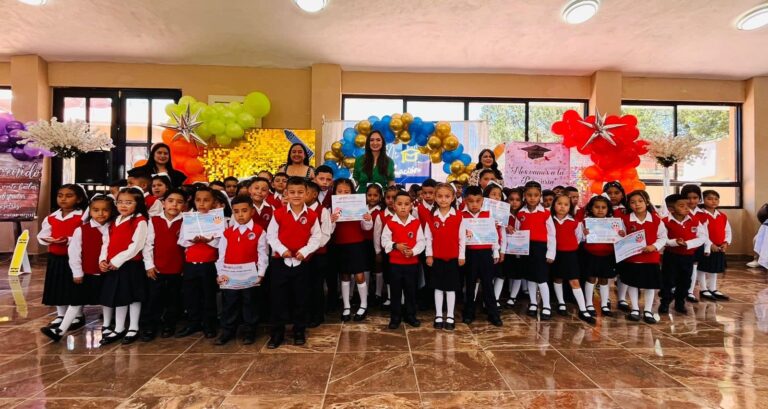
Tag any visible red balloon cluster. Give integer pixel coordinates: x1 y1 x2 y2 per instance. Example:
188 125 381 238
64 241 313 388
162 129 208 184
551 110 648 195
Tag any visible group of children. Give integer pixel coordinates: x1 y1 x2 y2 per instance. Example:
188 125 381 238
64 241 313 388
37 164 733 349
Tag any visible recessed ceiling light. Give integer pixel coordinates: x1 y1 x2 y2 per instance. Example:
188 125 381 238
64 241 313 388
294 0 327 13
17 0 47 5
562 0 599 24
737 3 768 30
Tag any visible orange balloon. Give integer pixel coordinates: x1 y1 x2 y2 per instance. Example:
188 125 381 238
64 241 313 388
590 181 603 195
185 159 205 175
493 143 505 159
186 143 199 157
621 167 638 179
133 159 147 168
162 129 176 145
185 174 208 184
172 154 189 171
583 165 602 180
633 181 646 191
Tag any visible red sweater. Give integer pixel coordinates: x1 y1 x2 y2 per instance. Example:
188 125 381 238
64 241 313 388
223 224 264 264
150 216 184 274
363 208 382 241
272 206 318 257
417 202 435 228
107 215 145 262
703 210 729 246
386 217 422 265
47 213 83 256
554 217 580 252
621 213 662 264
334 221 366 245
80 223 103 275
428 211 463 260
664 216 701 256
253 203 274 232
518 207 551 243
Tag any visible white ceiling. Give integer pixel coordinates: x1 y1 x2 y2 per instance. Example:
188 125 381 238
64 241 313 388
1 0 767 79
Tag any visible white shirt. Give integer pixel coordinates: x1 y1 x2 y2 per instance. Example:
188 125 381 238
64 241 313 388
148 197 163 216
143 213 183 271
266 204 322 267
318 190 328 204
309 202 333 248
99 214 148 269
373 208 395 254
460 209 501 259
380 214 426 256
68 220 110 278
216 219 269 278
628 212 668 251
424 208 466 258
412 201 434 219
517 205 557 260
38 209 84 245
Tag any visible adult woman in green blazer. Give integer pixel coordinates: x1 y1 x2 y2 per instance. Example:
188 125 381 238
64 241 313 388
353 130 395 192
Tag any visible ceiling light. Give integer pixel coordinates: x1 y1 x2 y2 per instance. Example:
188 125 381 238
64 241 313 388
562 0 599 24
17 0 47 5
737 4 768 30
294 0 327 13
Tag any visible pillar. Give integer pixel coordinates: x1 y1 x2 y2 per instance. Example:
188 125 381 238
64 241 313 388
589 71 622 115
310 64 342 160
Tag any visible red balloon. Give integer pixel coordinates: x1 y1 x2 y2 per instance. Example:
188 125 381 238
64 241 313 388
162 129 175 145
185 159 204 175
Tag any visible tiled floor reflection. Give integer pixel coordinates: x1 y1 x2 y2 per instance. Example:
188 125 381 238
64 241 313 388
1 260 767 408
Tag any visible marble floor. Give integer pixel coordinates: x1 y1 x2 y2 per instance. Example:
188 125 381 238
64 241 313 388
1 260 767 408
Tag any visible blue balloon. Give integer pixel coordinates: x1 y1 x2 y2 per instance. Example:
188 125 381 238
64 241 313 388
336 167 351 179
453 144 464 156
323 160 339 173
459 153 472 165
343 127 357 142
368 116 380 124
443 162 452 174
354 147 365 157
409 120 422 137
381 115 392 124
416 134 428 146
342 143 356 157
408 137 417 146
442 150 457 163
384 129 396 144
422 122 436 136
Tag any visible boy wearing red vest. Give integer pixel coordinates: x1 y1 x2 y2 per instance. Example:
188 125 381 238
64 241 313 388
414 179 437 310
141 189 187 341
314 165 335 209
214 195 269 345
306 181 333 327
381 191 426 329
266 177 322 348
267 172 288 209
248 177 275 231
661 194 709 314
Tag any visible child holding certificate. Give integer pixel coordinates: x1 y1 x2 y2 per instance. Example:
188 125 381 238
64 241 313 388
604 181 629 312
330 178 374 322
503 187 525 308
425 183 464 330
214 195 269 345
517 181 556 321
460 186 502 326
484 183 507 307
551 195 593 324
582 195 622 318
697 190 732 301
618 190 667 324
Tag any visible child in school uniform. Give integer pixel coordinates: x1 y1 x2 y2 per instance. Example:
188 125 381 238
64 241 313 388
381 190 426 329
38 184 88 329
517 181 556 321
127 168 156 212
330 178 374 322
484 182 507 308
41 194 116 342
374 186 399 308
681 184 711 303
176 186 221 339
661 193 709 315
314 165 335 209
425 183 464 330
214 195 269 345
618 190 666 324
503 187 525 308
582 195 624 317
266 177 322 348
415 179 437 309
223 176 239 200
603 181 628 312
140 188 187 341
267 172 288 209
149 174 171 216
248 177 274 231
306 181 333 327
698 189 732 301
98 187 149 344
460 185 502 326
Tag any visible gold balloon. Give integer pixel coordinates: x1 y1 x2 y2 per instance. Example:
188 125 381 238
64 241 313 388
418 146 430 154
446 174 457 183
401 112 414 125
356 120 372 135
331 141 342 155
324 151 338 161
354 134 367 148
390 118 403 133
427 136 442 150
430 151 442 163
398 130 411 144
436 121 451 137
457 173 469 184
343 157 356 168
391 113 402 121
443 136 459 151
465 162 477 173
450 160 464 175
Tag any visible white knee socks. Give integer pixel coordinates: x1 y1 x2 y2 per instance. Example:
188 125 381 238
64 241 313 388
571 287 587 312
493 278 504 302
375 273 384 297
341 281 351 310
538 283 551 310
599 284 610 308
434 290 444 319
643 289 655 313
56 305 67 317
584 282 595 308
509 279 521 298
617 280 628 303
128 302 141 332
689 265 698 294
707 273 718 291
383 285 391 305
57 305 83 334
527 281 538 305
446 291 456 319
102 306 113 328
553 282 565 304
114 306 128 333
628 287 639 311
357 282 368 312
698 271 707 292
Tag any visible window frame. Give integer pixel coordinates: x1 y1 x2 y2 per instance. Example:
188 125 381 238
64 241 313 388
621 100 743 208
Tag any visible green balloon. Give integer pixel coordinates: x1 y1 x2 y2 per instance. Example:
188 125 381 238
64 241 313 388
196 123 211 139
243 91 271 118
200 107 216 121
213 103 226 113
191 101 207 114
215 134 232 146
227 101 243 113
236 112 256 129
165 103 178 116
208 119 226 135
178 95 196 108
226 123 244 139
221 110 236 122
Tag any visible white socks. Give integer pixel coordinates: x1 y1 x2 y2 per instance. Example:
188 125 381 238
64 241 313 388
643 289 655 313
617 280 628 303
628 287 639 311
114 306 128 333
527 281 538 305
129 302 141 332
554 282 565 304
708 273 718 291
599 285 610 308
55 305 67 319
474 282 480 301
538 283 551 310
435 290 444 319
509 279 521 298
572 287 587 312
375 273 384 297
383 285 391 305
357 282 368 313
57 305 83 334
446 291 456 319
584 282 595 308
698 271 708 292
689 265 698 294
341 281 352 311
493 278 504 302
102 306 113 328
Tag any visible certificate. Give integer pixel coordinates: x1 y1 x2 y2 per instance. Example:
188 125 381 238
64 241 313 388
332 194 368 222
686 237 705 250
614 230 646 263
218 262 260 290
505 231 530 255
181 208 226 241
486 198 510 226
585 217 624 244
464 218 498 246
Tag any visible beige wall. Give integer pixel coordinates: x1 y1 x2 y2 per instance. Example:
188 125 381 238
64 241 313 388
2 57 765 256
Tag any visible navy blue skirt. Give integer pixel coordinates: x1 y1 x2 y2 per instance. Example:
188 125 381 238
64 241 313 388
618 262 662 289
583 252 616 279
698 251 727 274
100 260 146 307
42 254 79 306
522 242 549 284
551 250 581 281
334 242 369 275
432 258 460 291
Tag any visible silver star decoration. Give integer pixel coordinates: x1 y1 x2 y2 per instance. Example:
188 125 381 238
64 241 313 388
577 109 625 150
161 104 206 146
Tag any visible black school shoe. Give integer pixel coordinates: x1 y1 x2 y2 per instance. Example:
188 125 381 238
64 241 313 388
674 302 688 315
443 317 456 331
626 310 641 322
140 329 156 342
242 331 257 345
203 327 218 339
160 326 175 338
404 316 421 328
686 293 699 303
643 311 658 324
601 306 613 317
617 300 631 312
100 330 126 345
122 330 140 344
214 331 235 346
557 304 568 316
175 325 202 338
387 320 401 329
433 318 444 329
489 316 503 327
48 316 64 329
700 290 717 301
267 332 284 349
68 316 86 332
293 331 306 346
40 327 63 342
526 304 538 317
540 307 552 321
712 291 730 301
578 311 596 324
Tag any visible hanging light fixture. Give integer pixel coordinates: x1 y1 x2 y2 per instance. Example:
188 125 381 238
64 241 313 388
294 0 327 13
737 3 768 30
17 0 47 5
562 0 600 24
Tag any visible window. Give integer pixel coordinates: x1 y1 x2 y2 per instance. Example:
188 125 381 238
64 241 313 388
343 97 404 121
406 100 465 121
0 88 11 113
622 102 741 207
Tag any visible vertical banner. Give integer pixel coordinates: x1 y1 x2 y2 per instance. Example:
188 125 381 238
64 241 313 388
504 142 571 188
0 156 43 221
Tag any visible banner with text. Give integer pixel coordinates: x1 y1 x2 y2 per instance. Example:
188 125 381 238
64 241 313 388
0 155 43 221
504 142 571 189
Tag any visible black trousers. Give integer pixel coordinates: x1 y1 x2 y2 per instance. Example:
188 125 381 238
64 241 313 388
463 248 499 320
182 262 219 330
270 260 309 335
661 252 694 305
309 253 328 323
389 264 418 322
220 287 258 334
142 273 182 330
324 252 339 311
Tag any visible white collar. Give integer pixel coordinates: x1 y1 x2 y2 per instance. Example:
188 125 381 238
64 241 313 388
435 207 456 221
463 209 484 218
254 201 272 212
703 208 721 218
287 204 309 218
668 215 692 225
114 214 136 226
158 212 182 224
519 204 545 214
421 202 434 210
52 209 83 221
384 208 395 217
367 205 380 214
390 214 417 226
234 219 254 231
143 191 149 197
690 206 703 214
274 192 283 199
553 215 575 224
630 212 654 224
88 219 106 228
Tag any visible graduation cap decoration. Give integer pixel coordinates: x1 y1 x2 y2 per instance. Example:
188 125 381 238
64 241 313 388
520 144 551 160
